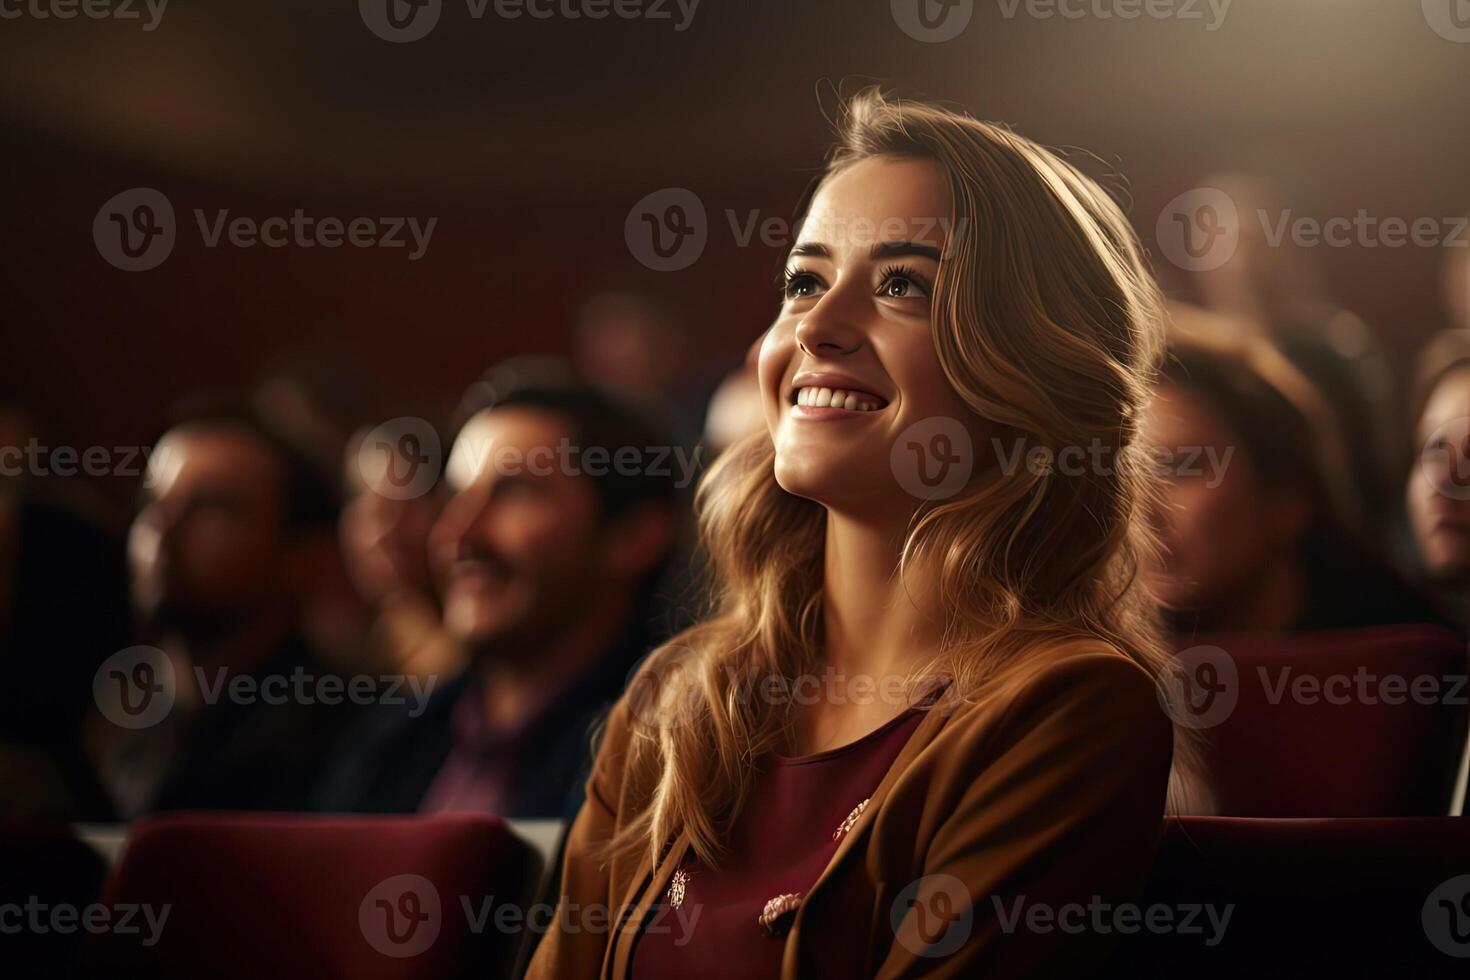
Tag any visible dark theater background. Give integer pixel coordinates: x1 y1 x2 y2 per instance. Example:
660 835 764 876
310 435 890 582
6 2 1470 978
4 2 1469 469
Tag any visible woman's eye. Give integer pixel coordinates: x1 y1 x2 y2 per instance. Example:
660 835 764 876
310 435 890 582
877 267 930 300
783 271 822 300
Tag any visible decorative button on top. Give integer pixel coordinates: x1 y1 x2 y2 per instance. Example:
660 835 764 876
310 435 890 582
668 868 690 910
758 892 802 936
833 798 869 841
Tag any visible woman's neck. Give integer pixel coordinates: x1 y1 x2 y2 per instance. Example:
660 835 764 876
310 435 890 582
820 512 942 685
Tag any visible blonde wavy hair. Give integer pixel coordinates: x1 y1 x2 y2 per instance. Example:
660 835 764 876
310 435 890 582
608 88 1178 870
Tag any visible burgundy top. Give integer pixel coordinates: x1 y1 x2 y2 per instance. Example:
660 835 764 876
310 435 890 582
630 706 926 979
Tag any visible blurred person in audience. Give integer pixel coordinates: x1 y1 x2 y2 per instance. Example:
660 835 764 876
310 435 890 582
93 395 359 815
316 373 679 820
701 334 766 456
1145 330 1442 636
1189 173 1398 525
339 422 463 680
255 373 377 667
1407 330 1470 624
0 490 131 821
574 289 712 437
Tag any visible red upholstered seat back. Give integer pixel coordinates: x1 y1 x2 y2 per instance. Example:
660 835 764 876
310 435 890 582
1107 816 1470 978
81 812 539 980
1168 625 1468 815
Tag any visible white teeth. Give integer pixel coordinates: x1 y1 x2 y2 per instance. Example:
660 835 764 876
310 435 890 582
793 387 884 412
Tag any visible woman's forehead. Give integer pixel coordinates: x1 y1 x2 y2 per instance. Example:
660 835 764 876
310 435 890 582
801 157 952 253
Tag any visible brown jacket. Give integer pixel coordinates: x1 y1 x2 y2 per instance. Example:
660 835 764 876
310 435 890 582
524 645 1174 978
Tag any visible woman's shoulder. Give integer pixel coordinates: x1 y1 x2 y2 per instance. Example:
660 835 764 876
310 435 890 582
933 637 1172 755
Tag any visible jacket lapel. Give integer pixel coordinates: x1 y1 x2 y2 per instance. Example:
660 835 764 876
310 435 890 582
606 832 693 978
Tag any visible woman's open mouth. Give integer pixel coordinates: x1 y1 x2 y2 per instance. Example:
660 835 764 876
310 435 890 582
792 386 887 412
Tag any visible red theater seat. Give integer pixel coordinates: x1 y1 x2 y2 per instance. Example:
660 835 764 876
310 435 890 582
80 812 540 980
1107 816 1470 978
1169 625 1468 816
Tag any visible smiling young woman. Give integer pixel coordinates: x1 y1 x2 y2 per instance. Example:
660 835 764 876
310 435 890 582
525 88 1181 979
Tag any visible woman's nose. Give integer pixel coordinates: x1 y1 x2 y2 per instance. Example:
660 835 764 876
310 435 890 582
793 297 864 358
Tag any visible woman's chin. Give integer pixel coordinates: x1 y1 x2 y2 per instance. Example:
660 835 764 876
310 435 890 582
773 458 893 513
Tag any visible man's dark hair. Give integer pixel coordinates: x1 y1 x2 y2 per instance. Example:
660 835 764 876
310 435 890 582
453 364 682 521
157 392 342 536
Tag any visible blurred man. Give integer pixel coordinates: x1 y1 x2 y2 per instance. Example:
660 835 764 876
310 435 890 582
98 396 357 815
316 374 679 819
339 421 463 681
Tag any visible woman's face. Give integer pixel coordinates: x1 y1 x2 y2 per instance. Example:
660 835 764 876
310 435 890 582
758 155 978 518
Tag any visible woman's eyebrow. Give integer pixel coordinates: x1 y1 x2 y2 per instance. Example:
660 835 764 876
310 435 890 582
870 240 942 261
788 241 830 258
